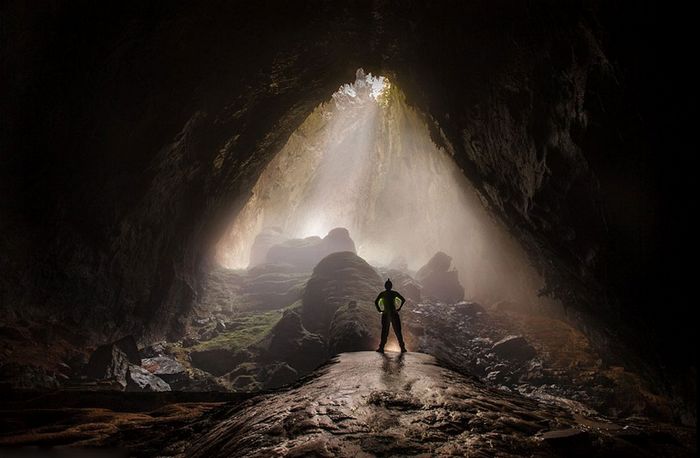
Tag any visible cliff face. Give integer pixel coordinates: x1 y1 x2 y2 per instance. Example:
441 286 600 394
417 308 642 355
1 1 693 381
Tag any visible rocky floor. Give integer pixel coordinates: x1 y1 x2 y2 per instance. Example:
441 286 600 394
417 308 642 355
185 352 694 457
0 253 695 456
0 352 695 457
404 301 681 422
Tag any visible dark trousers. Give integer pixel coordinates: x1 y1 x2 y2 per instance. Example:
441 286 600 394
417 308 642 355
379 312 406 349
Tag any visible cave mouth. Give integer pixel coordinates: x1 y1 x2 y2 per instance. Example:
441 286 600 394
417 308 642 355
213 68 546 309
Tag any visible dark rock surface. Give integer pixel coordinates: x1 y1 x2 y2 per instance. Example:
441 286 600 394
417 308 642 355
88 336 141 365
185 352 695 457
0 390 255 453
139 342 167 359
328 301 379 355
260 362 298 390
141 356 187 386
125 364 171 392
416 252 465 303
257 310 326 373
0 353 694 456
492 335 537 361
237 264 308 311
301 251 380 336
0 362 60 390
189 348 249 377
86 336 141 379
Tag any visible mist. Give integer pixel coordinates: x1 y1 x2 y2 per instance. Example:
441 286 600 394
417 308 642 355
216 69 545 307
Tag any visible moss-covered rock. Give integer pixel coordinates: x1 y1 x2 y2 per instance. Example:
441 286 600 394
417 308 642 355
257 309 326 373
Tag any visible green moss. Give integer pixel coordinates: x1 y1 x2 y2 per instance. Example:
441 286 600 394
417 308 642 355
194 310 284 351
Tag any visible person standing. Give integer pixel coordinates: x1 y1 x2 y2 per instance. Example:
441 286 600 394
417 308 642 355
374 279 407 353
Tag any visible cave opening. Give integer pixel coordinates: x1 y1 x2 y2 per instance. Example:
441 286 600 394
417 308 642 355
212 68 548 312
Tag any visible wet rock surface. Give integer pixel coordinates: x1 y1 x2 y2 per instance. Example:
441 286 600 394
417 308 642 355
185 352 695 457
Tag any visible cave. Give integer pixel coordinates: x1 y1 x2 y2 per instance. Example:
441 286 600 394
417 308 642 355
0 1 696 456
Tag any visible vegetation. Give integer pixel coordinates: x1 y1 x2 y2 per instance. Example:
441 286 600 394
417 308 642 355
194 310 285 351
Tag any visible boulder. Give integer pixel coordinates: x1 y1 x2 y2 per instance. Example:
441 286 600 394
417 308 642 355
415 252 464 303
301 251 380 336
259 310 327 373
139 342 166 358
388 255 408 271
454 301 486 318
86 346 130 384
265 227 357 270
192 317 211 327
190 348 250 376
266 236 324 270
239 264 307 310
86 336 141 383
199 328 219 341
141 356 187 384
262 362 299 389
181 337 198 348
492 335 536 361
230 374 262 391
183 372 229 392
328 303 376 355
323 227 356 254
249 226 288 267
125 365 171 392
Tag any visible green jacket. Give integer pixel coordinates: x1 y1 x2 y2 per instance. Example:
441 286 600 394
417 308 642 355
374 290 406 314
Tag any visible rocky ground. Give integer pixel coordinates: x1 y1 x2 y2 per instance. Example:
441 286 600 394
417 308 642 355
185 352 695 457
0 245 695 455
2 352 691 456
0 390 252 454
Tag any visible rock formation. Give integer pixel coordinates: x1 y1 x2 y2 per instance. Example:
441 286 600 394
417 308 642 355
265 227 357 270
416 252 465 303
301 251 380 336
256 309 326 373
248 227 288 267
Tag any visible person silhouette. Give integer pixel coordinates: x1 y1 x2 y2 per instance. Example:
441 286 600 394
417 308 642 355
374 278 407 353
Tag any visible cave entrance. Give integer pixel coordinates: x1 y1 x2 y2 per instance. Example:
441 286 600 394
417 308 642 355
186 70 581 394
214 68 542 307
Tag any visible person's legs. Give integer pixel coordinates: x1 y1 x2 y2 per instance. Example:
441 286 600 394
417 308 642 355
390 313 407 352
377 312 390 352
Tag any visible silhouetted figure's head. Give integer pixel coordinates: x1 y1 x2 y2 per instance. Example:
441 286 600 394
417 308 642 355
385 279 392 290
